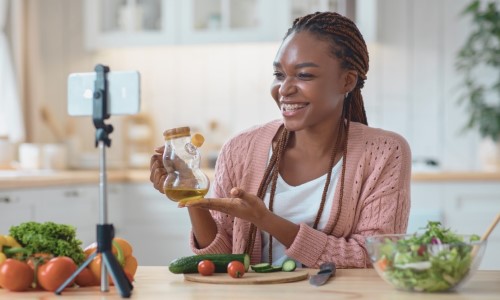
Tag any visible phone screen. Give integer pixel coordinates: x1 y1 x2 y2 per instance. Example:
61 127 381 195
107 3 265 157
67 70 141 116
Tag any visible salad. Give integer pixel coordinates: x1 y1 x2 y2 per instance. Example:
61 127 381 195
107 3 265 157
371 221 481 292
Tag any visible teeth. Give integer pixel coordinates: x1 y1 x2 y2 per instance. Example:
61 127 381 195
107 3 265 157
282 103 307 111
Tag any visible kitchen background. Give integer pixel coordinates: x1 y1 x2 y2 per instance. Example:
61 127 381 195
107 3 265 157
1 0 499 269
3 0 496 170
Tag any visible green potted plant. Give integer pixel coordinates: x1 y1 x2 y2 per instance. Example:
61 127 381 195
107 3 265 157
456 0 500 170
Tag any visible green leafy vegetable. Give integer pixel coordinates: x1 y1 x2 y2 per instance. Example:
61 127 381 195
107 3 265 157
375 221 481 292
9 221 85 265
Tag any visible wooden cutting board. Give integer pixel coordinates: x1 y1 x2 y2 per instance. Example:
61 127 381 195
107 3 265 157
184 270 309 285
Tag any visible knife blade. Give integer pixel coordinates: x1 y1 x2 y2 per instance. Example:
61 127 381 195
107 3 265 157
309 262 336 286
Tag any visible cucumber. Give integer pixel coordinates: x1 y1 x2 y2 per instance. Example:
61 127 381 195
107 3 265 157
253 265 282 273
168 253 250 274
282 259 297 272
251 263 271 272
251 259 296 273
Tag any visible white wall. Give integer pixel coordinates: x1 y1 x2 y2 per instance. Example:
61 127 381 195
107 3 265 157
25 0 487 170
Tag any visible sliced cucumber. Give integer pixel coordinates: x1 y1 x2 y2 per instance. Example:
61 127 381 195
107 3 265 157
253 265 282 273
251 263 271 271
282 259 297 272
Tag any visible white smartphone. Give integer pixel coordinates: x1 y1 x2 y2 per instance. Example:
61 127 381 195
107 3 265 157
67 70 141 116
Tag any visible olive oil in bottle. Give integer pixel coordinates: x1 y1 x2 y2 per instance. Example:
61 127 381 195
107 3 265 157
164 188 209 202
162 127 210 203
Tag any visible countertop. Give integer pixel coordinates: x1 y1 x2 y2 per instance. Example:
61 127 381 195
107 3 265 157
1 169 500 190
0 267 499 299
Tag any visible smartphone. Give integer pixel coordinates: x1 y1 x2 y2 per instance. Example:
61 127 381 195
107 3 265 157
67 70 141 116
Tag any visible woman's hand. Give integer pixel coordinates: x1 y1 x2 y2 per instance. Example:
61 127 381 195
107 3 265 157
150 146 166 193
149 145 199 194
181 187 270 225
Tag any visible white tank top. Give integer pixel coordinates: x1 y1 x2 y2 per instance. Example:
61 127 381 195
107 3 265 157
261 157 343 266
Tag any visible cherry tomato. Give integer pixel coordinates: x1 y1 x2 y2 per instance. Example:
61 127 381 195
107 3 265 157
37 256 78 292
0 259 34 291
198 260 215 276
227 261 245 278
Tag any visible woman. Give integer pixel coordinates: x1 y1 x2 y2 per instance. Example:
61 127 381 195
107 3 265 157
150 12 411 268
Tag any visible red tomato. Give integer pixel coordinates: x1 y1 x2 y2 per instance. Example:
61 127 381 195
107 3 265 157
0 259 34 291
227 261 245 278
37 256 78 292
75 267 99 287
197 260 215 276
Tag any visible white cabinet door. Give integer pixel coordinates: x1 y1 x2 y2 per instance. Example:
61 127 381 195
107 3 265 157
0 191 35 235
84 0 177 49
408 182 445 233
31 185 100 248
114 183 192 266
0 185 101 248
179 0 279 44
442 182 500 270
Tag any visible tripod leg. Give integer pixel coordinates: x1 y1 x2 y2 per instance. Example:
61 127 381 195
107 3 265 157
102 250 133 298
55 251 98 295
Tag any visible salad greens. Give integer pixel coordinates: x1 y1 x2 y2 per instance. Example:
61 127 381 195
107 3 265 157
373 221 481 292
9 221 85 265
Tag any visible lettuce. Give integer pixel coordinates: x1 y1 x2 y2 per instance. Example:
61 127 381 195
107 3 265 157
9 221 85 265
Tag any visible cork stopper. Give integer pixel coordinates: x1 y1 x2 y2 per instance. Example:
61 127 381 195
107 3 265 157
163 127 190 140
191 133 205 148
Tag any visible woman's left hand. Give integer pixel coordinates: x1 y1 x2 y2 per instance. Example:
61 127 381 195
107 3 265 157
180 187 269 225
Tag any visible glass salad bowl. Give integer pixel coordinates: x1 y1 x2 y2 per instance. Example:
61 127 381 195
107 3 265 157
365 222 487 293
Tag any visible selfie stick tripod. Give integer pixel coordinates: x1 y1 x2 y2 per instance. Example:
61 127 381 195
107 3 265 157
56 64 133 297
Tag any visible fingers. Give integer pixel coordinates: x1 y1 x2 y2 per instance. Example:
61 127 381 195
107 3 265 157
154 145 164 154
230 187 244 197
150 153 167 193
182 197 240 213
230 187 258 202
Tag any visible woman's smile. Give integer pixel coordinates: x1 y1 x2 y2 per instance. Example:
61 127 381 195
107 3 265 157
281 102 309 117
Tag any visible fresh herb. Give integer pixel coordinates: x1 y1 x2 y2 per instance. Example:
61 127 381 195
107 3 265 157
9 221 85 265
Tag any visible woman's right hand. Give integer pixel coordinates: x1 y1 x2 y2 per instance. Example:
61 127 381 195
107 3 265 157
150 146 166 193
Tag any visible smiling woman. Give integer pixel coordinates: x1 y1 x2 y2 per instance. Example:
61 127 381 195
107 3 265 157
150 11 412 269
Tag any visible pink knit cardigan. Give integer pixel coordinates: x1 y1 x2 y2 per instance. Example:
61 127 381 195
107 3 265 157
190 119 411 268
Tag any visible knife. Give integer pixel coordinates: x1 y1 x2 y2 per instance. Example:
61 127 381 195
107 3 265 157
309 262 336 286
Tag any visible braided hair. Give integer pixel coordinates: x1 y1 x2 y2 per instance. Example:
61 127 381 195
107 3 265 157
245 12 370 262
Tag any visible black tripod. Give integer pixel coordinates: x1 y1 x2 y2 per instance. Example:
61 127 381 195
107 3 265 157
56 65 133 297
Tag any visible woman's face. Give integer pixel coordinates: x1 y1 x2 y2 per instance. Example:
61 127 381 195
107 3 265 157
270 30 355 132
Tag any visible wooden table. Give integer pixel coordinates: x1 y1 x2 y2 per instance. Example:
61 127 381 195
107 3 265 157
1 267 499 299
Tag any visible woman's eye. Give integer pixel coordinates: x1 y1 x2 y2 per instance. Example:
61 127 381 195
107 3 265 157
273 71 284 79
297 73 313 79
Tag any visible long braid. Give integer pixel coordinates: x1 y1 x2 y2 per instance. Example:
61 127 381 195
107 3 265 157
244 12 370 263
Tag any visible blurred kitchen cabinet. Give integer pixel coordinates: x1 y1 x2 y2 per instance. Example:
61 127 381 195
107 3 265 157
109 183 192 266
84 0 354 48
442 182 500 271
409 181 500 270
32 185 100 247
84 0 177 49
0 191 35 235
408 182 445 233
178 0 278 44
0 185 123 248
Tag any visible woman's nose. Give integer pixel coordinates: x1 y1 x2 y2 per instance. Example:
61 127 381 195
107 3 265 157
279 78 297 96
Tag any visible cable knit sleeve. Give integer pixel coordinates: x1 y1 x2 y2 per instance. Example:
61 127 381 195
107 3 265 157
189 138 237 254
285 131 412 268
